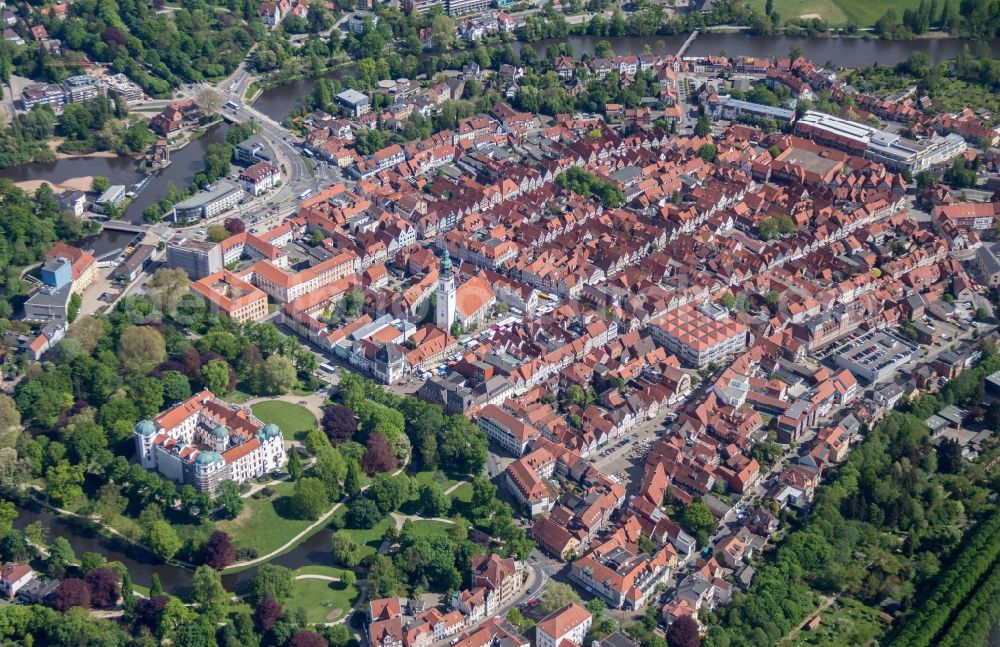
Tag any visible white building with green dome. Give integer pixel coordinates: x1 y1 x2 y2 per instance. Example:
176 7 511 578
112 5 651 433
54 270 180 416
134 389 286 494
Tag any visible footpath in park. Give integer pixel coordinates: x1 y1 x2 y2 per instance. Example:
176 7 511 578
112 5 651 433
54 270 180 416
226 465 406 571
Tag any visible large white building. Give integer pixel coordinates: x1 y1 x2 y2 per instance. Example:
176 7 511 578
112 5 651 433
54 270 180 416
795 110 966 173
477 404 540 456
134 390 286 493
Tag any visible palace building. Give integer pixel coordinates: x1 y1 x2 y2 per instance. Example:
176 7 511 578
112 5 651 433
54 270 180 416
134 390 286 493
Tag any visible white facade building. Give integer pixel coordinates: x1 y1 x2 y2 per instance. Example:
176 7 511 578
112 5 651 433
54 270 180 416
134 390 286 493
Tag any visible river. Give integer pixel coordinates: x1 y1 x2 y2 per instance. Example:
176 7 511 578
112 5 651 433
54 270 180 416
512 33 1000 68
0 121 230 225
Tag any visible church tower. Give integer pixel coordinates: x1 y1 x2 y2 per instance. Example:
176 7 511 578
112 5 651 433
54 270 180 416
436 249 456 332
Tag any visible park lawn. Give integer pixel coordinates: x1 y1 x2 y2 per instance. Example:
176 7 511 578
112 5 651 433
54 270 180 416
215 481 314 555
250 401 318 442
225 390 254 404
331 508 395 559
413 470 460 491
284 577 359 625
746 0 920 27
786 598 883 647
449 482 473 503
404 519 454 540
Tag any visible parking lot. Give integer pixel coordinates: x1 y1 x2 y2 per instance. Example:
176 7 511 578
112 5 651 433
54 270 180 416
590 409 677 486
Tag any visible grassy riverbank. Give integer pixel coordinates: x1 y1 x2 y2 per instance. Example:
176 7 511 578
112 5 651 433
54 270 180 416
746 0 923 27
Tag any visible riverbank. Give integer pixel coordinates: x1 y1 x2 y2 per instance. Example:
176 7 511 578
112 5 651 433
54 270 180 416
13 175 95 194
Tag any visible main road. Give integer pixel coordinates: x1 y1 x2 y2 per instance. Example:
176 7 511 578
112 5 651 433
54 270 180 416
174 67 344 235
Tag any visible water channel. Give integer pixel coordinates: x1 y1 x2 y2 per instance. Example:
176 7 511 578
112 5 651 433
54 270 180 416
0 121 230 225
14 502 347 595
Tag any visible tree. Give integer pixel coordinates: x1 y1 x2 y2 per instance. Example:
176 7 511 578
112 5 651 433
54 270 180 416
47 536 74 577
51 578 91 611
667 616 700 647
135 595 170 634
341 571 356 588
540 582 579 614
92 176 109 193
346 497 382 529
146 267 190 318
161 370 192 405
131 377 165 419
121 572 135 613
118 326 166 373
203 530 236 569
289 630 329 647
344 460 362 496
255 596 284 632
698 144 717 162
0 499 15 538
694 116 712 137
287 450 303 481
192 565 229 621
196 88 223 115
420 482 451 517
149 573 164 597
215 480 244 519
45 460 84 507
331 531 361 567
145 519 182 560
314 448 347 500
86 568 120 608
0 394 21 438
370 473 410 514
321 404 358 445
439 417 488 476
248 564 294 605
361 432 398 475
682 502 716 545
206 224 229 243
366 555 400 598
291 477 329 520
936 438 962 473
80 552 107 574
252 354 297 395
68 292 81 323
203 359 233 394
224 217 246 235
430 14 456 50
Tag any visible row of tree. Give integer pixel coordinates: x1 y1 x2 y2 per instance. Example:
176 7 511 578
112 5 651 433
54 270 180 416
888 510 1000 647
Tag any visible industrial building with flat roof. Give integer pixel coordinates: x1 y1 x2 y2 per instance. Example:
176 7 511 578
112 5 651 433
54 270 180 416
834 330 916 384
795 110 966 173
706 95 795 124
